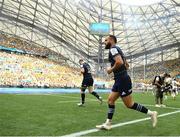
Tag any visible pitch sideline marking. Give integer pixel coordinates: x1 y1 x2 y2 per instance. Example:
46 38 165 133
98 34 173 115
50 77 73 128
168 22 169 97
16 94 180 110
56 95 180 110
61 110 180 137
57 100 97 103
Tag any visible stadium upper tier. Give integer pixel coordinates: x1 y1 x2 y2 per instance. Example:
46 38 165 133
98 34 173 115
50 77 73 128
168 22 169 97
0 33 67 63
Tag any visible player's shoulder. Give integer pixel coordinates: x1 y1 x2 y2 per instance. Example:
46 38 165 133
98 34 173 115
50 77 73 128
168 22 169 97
155 76 160 80
110 46 119 56
82 62 89 68
81 63 86 68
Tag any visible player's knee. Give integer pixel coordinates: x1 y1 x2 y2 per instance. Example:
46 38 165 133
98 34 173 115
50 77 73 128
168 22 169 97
88 89 93 93
81 87 86 92
124 101 134 108
108 97 115 105
80 90 85 94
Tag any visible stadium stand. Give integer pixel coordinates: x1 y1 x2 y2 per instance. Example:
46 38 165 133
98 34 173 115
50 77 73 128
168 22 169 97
0 51 82 88
0 34 179 89
130 59 180 84
0 33 67 63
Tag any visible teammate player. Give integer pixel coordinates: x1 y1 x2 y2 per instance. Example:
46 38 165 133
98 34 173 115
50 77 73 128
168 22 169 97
96 35 157 130
78 59 102 106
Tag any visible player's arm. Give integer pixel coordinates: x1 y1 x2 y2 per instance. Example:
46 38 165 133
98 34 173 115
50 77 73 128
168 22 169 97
154 82 161 87
80 65 85 74
154 77 161 87
107 55 123 74
124 59 129 70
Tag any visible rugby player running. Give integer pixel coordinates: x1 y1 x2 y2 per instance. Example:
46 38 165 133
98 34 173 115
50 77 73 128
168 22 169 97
96 35 158 130
78 59 103 106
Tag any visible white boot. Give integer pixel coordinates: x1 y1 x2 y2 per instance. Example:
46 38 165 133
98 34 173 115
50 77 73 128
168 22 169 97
96 120 111 130
77 103 85 107
150 111 158 127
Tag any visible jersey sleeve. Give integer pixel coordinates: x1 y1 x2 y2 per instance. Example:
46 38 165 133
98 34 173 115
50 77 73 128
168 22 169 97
110 48 119 58
155 76 160 82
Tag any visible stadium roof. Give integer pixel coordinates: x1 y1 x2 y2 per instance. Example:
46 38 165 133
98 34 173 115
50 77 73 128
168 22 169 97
0 0 179 70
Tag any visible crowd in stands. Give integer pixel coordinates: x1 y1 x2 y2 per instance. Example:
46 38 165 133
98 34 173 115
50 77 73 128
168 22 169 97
0 51 82 88
131 59 180 84
0 50 179 89
0 33 110 89
0 32 179 89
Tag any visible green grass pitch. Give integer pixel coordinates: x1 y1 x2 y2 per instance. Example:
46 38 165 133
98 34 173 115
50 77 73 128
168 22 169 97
0 91 180 136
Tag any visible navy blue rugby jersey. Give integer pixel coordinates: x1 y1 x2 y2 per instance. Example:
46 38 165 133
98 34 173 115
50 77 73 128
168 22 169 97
108 45 127 79
81 62 93 80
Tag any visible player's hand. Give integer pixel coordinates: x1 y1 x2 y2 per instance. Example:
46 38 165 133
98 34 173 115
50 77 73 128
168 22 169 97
106 67 112 74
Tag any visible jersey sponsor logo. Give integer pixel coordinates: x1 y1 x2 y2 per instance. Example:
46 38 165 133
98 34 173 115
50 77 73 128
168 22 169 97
110 48 118 56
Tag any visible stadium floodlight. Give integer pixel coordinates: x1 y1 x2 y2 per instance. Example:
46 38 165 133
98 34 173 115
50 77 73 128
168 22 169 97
115 0 165 6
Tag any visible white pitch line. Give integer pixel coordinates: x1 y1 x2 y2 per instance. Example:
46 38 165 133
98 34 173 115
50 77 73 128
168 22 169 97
56 95 180 110
57 100 80 103
61 110 180 137
57 100 97 103
54 94 97 101
52 94 180 110
51 99 180 110
53 95 81 99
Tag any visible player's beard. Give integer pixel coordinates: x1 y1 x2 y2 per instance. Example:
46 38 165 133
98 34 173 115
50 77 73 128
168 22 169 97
105 42 111 49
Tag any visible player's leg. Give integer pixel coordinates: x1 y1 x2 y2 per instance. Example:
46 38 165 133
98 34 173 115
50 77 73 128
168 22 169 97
96 91 120 130
121 94 158 127
171 89 176 100
88 79 103 103
175 86 179 95
164 89 168 100
88 86 102 102
78 81 87 106
159 91 166 107
155 89 161 107
121 75 157 127
106 91 120 122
